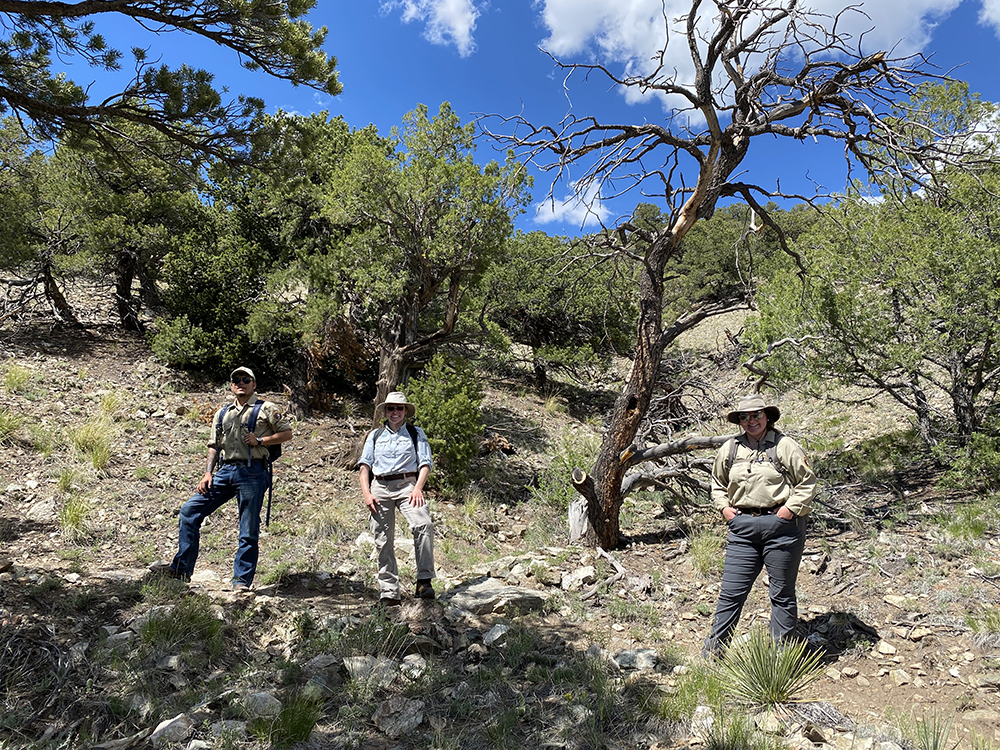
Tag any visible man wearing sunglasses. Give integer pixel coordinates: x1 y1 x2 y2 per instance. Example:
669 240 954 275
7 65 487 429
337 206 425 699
703 393 816 657
152 366 292 592
358 391 436 607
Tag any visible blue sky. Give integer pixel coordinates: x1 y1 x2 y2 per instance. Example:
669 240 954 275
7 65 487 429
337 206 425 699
68 1 1000 237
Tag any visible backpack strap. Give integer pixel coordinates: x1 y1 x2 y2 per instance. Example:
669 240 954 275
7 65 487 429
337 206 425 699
244 399 278 525
725 434 788 477
372 423 420 460
405 423 420 455
767 434 789 476
243 399 265 467
214 404 231 457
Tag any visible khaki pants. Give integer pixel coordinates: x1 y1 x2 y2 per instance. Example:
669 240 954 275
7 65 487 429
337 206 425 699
369 476 435 599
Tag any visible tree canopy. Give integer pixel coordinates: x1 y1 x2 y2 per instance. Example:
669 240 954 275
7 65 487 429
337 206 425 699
0 0 340 156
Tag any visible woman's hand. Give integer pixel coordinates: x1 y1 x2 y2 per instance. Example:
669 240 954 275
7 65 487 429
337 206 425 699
776 505 795 521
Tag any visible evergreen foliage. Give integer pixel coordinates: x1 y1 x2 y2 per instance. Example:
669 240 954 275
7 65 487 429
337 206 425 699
408 353 484 490
475 230 636 385
0 0 340 157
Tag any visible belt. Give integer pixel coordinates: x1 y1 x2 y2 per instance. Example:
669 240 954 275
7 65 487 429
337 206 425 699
222 458 267 465
375 472 417 482
734 503 783 516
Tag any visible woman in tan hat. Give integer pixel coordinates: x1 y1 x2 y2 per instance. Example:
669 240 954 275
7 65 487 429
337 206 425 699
358 391 436 606
703 393 816 656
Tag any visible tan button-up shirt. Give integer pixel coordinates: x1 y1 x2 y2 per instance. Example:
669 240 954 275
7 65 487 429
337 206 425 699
710 430 816 517
209 398 291 462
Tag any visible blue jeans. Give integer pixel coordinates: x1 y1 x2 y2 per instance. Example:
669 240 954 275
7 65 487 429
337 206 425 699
704 513 807 655
171 460 269 585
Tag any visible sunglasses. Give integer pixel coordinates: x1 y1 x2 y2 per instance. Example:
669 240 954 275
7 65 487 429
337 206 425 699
232 377 254 385
739 410 765 423
385 405 406 412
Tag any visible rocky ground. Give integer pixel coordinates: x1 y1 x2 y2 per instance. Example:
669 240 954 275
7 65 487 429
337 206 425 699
1 318 999 749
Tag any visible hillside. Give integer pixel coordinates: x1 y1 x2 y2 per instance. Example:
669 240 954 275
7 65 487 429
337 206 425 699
1 317 999 750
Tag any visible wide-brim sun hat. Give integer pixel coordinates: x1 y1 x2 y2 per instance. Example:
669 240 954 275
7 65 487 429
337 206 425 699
231 366 256 381
726 393 780 425
376 391 416 420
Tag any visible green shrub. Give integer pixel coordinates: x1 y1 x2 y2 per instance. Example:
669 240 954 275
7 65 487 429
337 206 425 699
408 353 483 490
936 432 1000 491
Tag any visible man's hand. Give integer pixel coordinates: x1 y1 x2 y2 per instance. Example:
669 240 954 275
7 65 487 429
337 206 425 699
362 492 379 515
721 507 737 521
197 472 213 494
776 505 795 521
244 433 260 446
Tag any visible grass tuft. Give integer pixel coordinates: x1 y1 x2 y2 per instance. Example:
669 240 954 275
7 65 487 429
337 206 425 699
249 692 322 749
0 407 23 445
59 496 90 541
689 526 726 577
69 417 115 470
704 708 782 750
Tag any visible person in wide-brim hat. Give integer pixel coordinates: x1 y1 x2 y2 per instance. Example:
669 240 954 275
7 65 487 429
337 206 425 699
703 390 816 659
375 391 416 420
726 393 780 425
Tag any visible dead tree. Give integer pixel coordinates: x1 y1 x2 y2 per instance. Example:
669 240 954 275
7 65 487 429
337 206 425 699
483 1 976 549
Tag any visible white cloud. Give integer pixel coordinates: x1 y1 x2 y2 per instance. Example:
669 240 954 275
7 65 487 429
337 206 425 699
534 0 973 112
980 0 1000 34
381 0 481 57
532 181 611 229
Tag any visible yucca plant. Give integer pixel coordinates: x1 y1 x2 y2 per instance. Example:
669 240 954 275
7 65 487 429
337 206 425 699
714 629 823 708
905 712 954 750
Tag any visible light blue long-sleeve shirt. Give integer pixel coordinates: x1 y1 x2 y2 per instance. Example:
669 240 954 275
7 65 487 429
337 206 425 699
359 422 433 476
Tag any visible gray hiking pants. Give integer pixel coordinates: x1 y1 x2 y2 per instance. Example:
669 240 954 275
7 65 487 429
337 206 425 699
369 475 435 599
704 512 807 655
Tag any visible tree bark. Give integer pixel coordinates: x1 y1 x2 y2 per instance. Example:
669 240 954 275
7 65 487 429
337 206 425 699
582 237 673 549
115 251 144 331
41 263 81 327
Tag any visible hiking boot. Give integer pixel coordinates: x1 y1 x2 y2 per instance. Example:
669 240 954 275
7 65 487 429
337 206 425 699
231 582 253 594
149 562 190 582
415 579 435 600
373 597 401 613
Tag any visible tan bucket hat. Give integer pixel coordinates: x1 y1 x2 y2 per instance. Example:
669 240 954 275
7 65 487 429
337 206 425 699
726 393 780 425
376 391 416 420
